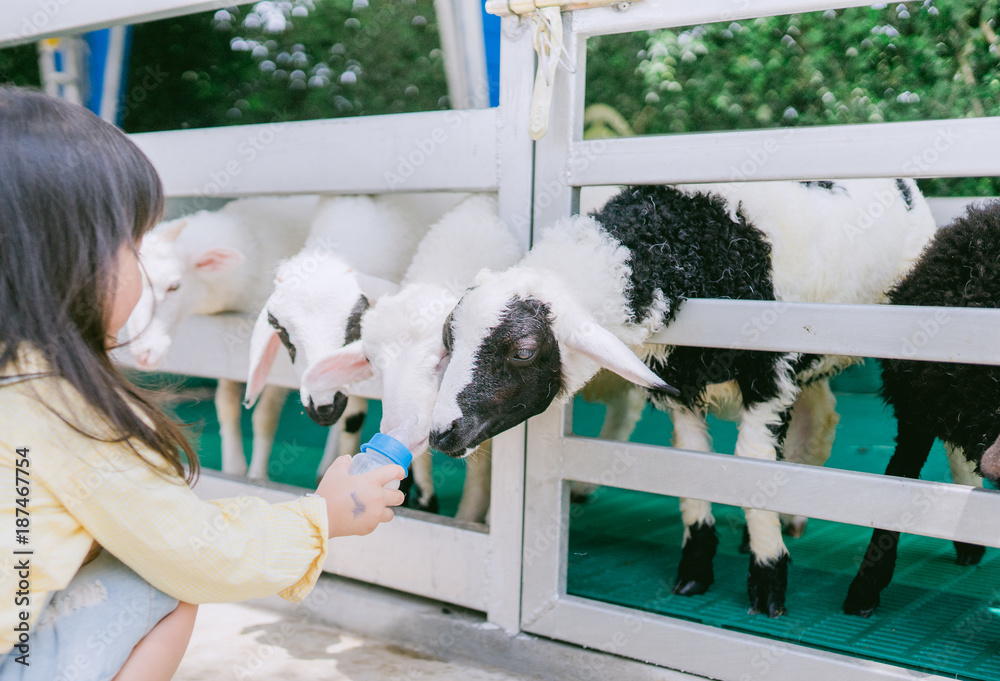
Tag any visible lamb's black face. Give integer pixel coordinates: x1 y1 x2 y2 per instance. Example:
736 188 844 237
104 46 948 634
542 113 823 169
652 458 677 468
430 296 563 455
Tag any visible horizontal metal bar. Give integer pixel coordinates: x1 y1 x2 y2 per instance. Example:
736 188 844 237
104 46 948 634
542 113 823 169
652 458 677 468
193 471 490 611
569 117 999 184
0 0 254 48
573 0 897 37
130 109 499 197
111 313 383 399
561 435 1000 548
524 597 953 681
648 299 1000 365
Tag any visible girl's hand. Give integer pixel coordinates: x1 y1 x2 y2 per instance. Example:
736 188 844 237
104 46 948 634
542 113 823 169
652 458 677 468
314 456 406 538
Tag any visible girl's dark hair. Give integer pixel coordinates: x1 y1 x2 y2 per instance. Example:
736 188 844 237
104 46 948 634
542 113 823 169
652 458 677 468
0 87 198 482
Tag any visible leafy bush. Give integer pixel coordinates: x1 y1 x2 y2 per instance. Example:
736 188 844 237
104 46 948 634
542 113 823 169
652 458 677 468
586 1 1000 195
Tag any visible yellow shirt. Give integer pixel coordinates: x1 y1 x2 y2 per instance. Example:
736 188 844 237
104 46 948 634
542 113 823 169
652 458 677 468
0 344 329 656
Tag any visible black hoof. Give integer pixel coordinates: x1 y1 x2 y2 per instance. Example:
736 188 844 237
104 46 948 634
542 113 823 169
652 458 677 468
954 541 986 566
673 579 711 596
739 526 751 554
843 575 880 617
570 492 592 505
674 521 718 596
747 553 788 618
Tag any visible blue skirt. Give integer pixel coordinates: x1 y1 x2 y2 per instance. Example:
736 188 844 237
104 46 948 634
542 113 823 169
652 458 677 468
0 549 179 681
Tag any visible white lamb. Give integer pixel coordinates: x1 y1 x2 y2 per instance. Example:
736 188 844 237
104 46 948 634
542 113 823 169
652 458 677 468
126 195 319 480
300 195 521 520
244 192 468 482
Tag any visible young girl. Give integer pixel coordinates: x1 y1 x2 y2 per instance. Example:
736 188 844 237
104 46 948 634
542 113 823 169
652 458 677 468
0 87 405 680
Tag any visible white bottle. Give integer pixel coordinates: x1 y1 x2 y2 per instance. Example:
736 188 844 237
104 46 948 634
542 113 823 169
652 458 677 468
348 415 417 490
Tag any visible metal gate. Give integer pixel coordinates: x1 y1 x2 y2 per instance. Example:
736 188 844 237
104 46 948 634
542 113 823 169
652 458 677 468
522 1 1000 679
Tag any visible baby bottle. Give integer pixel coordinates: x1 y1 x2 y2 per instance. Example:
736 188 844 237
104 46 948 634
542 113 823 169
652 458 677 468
348 415 416 490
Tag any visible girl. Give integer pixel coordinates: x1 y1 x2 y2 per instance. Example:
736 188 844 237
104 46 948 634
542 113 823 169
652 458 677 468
0 87 405 680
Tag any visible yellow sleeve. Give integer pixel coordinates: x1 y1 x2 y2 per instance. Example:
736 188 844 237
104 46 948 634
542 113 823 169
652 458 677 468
40 438 329 604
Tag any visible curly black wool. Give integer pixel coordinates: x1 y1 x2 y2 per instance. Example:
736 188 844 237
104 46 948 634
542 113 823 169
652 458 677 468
589 185 789 408
880 200 1000 470
589 185 776 325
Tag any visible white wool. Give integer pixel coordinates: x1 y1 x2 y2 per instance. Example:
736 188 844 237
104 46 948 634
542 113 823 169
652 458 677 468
361 195 522 452
306 192 468 282
678 180 936 304
401 194 522 289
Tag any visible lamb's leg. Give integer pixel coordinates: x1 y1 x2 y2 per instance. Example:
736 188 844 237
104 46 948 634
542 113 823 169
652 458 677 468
216 379 247 476
843 420 936 616
246 385 289 481
736 359 802 618
571 383 646 503
455 440 492 523
778 378 839 539
409 452 438 512
670 407 719 597
945 442 987 566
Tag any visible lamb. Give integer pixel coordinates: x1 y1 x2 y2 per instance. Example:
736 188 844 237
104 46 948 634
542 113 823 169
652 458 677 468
244 192 467 487
301 194 522 520
843 200 1000 617
126 195 319 480
429 179 937 617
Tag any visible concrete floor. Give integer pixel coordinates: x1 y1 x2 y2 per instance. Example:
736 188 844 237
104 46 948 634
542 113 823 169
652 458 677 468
175 601 538 681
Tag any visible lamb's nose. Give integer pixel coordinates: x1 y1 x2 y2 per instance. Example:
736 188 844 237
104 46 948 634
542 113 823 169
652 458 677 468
136 350 151 368
429 422 462 454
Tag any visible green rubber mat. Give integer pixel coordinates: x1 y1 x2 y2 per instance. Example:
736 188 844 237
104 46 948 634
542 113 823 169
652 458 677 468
568 362 1000 680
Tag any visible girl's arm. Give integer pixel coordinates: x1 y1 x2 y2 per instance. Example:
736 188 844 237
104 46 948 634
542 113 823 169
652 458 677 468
40 435 400 604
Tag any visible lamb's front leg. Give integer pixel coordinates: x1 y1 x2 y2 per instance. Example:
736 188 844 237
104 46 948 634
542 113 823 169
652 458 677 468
737 396 798 618
246 384 289 481
216 379 247 476
670 407 719 596
945 442 987 566
779 377 839 538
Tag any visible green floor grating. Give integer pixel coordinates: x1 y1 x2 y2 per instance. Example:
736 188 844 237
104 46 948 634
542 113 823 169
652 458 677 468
141 362 1000 678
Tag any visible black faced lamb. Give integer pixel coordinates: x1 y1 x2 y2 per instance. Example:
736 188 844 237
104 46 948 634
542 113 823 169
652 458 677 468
430 180 937 617
843 200 1000 617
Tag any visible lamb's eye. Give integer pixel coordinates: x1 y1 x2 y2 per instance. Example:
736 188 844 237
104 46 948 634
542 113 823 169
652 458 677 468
167 282 181 292
512 346 536 363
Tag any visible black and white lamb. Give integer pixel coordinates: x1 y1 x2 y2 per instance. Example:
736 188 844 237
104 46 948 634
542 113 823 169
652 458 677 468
430 180 936 617
843 200 1000 617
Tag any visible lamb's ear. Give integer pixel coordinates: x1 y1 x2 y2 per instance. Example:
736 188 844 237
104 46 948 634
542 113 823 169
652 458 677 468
161 218 188 241
302 341 373 395
191 247 246 273
560 314 679 395
245 305 281 407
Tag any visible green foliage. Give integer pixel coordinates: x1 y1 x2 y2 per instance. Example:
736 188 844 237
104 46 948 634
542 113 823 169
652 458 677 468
586 1 1000 196
0 44 39 87
122 0 448 132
